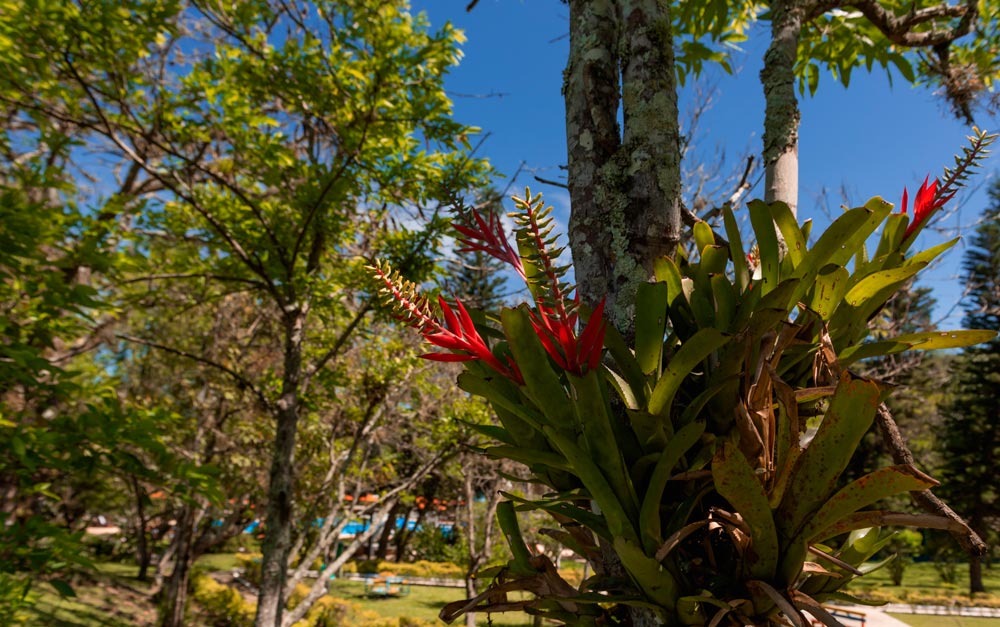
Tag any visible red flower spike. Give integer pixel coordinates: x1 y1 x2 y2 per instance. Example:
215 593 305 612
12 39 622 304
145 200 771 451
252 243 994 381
529 297 606 376
579 299 608 372
454 210 526 279
900 175 955 239
423 296 518 380
370 262 522 383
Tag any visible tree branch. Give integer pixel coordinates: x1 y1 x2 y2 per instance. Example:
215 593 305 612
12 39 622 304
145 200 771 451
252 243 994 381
845 0 976 47
116 333 274 412
875 402 987 556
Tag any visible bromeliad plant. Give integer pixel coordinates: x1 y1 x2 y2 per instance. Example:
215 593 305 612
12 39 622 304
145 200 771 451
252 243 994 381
370 130 996 627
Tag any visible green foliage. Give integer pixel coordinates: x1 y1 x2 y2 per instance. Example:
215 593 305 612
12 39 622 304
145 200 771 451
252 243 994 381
938 177 1000 592
405 527 467 567
886 529 924 586
671 0 998 119
672 0 756 82
3 1 491 625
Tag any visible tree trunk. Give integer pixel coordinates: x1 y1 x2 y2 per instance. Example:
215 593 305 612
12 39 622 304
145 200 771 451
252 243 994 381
158 506 196 627
375 501 401 561
564 3 680 625
396 503 429 561
566 0 682 334
761 0 803 216
392 507 413 562
970 555 986 594
464 577 478 627
461 467 503 627
255 307 307 627
130 474 152 582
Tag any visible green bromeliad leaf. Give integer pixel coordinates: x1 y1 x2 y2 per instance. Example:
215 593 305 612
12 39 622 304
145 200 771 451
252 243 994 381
799 464 938 543
713 440 779 579
839 329 999 365
776 376 881 540
648 330 729 420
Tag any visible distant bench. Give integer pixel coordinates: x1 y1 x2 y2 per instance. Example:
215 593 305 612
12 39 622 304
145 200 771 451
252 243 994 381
363 575 411 598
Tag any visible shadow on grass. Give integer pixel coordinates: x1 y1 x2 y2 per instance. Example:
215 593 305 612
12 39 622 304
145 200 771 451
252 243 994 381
27 603 136 627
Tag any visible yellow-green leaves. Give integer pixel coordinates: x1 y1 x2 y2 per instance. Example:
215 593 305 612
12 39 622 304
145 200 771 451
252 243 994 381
635 283 670 375
713 441 779 579
648 328 729 418
777 375 881 540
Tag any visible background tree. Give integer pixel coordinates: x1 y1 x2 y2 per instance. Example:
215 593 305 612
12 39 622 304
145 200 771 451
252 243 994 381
939 181 1000 594
758 0 989 215
112 289 270 625
670 0 996 216
0 0 168 611
1 1 490 625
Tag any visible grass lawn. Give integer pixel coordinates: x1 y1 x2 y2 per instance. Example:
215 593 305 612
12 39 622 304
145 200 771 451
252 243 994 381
326 579 536 626
21 563 156 627
889 614 1000 627
196 551 244 571
22 559 536 627
846 562 1000 605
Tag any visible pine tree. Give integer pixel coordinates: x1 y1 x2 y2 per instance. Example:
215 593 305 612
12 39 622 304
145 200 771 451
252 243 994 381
444 191 510 311
939 181 1000 594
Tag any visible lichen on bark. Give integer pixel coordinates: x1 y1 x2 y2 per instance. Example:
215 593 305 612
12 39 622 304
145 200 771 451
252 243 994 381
565 0 682 337
761 0 804 216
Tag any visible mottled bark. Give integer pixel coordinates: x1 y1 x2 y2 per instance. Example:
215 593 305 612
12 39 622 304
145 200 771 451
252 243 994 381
565 0 620 319
761 0 803 216
255 307 307 627
566 0 681 334
564 3 680 626
619 0 683 296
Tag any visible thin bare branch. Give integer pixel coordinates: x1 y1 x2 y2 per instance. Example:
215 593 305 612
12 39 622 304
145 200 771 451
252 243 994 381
875 402 987 556
845 0 976 47
116 332 273 412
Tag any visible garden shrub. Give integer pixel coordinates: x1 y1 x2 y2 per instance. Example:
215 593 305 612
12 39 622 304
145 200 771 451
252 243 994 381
289 595 352 627
217 533 260 554
406 525 465 564
558 566 583 587
397 617 437 627
345 559 463 579
355 559 380 574
191 573 255 627
343 608 437 627
193 573 352 627
855 586 1000 608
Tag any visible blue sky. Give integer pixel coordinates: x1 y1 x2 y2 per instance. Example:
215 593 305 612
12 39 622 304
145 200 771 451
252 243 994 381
412 0 997 328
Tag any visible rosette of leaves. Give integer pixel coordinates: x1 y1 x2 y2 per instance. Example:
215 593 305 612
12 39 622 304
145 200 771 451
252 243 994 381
372 131 996 627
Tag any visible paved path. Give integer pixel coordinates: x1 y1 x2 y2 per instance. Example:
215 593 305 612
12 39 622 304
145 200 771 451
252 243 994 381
881 603 1000 618
822 604 1000 626
804 605 910 627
